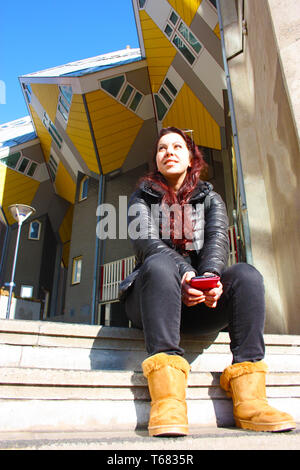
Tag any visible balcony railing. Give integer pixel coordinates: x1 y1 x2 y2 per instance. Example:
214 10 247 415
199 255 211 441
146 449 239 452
100 255 136 302
99 226 238 302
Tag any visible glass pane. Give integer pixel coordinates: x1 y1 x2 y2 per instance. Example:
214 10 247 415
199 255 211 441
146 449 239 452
81 177 89 200
0 152 21 169
170 11 178 25
160 87 172 105
20 285 33 298
27 162 37 177
59 85 72 105
101 76 125 97
120 84 134 104
164 78 177 96
29 221 40 239
73 258 82 283
18 157 29 173
164 24 173 37
48 156 58 181
154 95 167 121
138 0 146 8
129 91 142 111
178 22 202 53
173 35 195 64
59 96 69 113
58 104 68 121
49 124 62 149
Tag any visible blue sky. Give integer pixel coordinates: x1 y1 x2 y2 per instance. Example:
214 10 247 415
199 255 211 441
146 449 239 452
0 0 140 125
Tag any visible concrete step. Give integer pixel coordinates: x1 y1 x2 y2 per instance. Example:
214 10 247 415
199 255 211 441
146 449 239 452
1 428 300 450
0 319 299 433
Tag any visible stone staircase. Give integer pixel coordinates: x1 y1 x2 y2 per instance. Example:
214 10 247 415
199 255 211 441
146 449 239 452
0 319 299 433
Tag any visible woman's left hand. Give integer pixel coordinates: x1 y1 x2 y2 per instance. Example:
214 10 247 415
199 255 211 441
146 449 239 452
202 272 223 308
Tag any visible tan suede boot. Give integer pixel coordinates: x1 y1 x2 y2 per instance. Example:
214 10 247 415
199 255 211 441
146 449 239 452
142 353 190 437
220 361 296 432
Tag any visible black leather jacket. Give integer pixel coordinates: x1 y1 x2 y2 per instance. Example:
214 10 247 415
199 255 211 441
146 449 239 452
119 180 229 301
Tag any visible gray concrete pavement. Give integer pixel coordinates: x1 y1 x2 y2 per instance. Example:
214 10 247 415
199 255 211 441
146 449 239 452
0 425 299 451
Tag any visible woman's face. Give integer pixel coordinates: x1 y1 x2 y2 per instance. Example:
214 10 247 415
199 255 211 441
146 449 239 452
156 132 192 190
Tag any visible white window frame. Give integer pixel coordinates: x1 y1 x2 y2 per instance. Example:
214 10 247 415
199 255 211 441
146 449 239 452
28 220 42 240
100 75 144 114
72 256 82 285
79 176 89 201
137 0 148 10
48 153 59 182
163 10 203 67
0 150 39 178
57 85 72 126
20 285 34 298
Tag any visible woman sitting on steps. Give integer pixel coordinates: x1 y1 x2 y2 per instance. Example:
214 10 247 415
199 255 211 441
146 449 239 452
119 126 296 436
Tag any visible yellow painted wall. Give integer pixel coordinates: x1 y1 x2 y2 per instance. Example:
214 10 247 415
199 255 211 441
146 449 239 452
0 165 40 225
163 83 221 149
66 94 99 174
55 162 76 204
86 89 143 174
139 10 177 93
214 23 221 39
31 83 59 124
29 100 76 203
29 105 52 162
168 0 202 26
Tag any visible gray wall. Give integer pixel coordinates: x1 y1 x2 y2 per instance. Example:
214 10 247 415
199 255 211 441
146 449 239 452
63 174 99 323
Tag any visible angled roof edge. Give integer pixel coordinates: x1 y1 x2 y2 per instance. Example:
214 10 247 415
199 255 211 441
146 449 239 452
0 116 37 150
21 48 143 79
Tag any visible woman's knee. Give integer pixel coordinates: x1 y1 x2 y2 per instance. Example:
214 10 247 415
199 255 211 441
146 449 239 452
222 262 264 288
140 252 180 281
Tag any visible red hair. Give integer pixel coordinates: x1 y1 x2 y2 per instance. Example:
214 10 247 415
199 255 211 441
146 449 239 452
139 127 208 252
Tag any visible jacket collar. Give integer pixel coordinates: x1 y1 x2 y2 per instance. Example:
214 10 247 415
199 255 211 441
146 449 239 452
139 179 213 203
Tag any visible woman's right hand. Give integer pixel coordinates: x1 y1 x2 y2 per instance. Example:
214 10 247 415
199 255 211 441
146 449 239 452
181 271 206 307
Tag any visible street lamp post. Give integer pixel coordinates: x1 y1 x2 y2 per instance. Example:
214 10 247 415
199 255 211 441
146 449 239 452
6 204 35 320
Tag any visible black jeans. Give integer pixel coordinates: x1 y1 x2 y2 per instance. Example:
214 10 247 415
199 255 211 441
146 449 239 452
125 253 266 363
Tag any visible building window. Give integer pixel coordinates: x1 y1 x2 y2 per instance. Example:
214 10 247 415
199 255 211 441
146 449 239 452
154 95 168 120
154 76 178 121
48 154 59 182
138 0 147 9
58 85 72 123
17 157 30 173
42 111 63 149
27 161 38 177
20 285 34 298
164 78 177 96
100 75 144 114
170 11 179 26
72 256 82 284
160 87 172 105
79 176 89 201
0 152 21 170
101 76 125 98
208 0 217 9
178 22 202 53
29 220 42 240
173 35 196 65
120 84 134 105
163 10 202 66
129 91 143 111
0 151 39 178
22 83 32 104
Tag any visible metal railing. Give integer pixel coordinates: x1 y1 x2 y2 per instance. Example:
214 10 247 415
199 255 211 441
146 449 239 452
100 255 136 302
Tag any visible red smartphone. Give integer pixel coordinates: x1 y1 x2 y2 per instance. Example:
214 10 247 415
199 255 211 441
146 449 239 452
189 274 220 290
